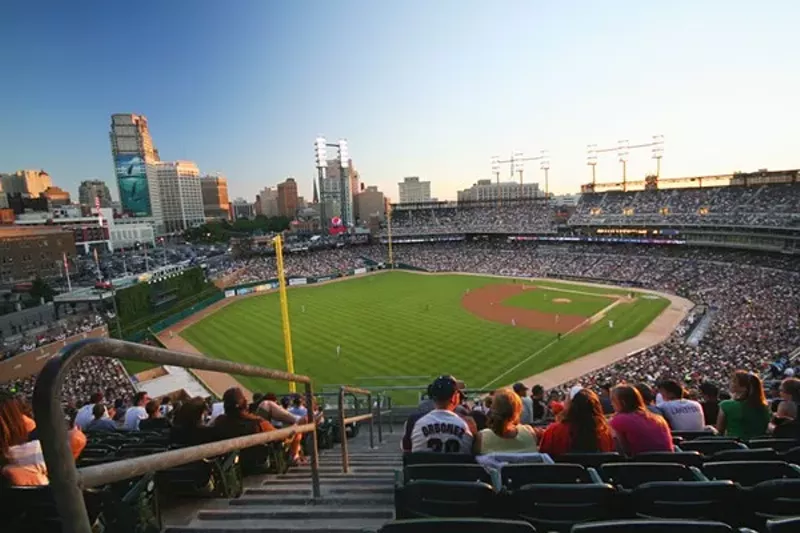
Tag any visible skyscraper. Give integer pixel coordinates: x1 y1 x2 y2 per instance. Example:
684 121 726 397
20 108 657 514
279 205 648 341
109 114 163 224
277 178 298 218
152 161 204 233
398 177 432 204
200 175 230 220
257 186 279 217
78 179 112 207
0 170 52 197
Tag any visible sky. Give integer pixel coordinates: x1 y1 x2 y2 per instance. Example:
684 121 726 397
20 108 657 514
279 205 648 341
2 1 799 203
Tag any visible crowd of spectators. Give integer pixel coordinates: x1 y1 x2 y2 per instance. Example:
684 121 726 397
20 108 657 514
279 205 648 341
0 313 107 362
390 201 555 235
570 183 800 227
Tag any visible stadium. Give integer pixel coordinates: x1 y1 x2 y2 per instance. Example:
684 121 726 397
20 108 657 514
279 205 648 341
2 168 800 533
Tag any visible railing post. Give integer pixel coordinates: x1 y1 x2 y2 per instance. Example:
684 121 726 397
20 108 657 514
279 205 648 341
304 382 321 498
367 393 375 449
388 396 394 433
376 393 383 444
338 386 349 474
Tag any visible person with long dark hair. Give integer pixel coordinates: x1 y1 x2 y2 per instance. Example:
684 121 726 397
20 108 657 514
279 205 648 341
716 371 771 439
538 388 614 456
475 388 538 454
0 392 47 485
610 385 673 455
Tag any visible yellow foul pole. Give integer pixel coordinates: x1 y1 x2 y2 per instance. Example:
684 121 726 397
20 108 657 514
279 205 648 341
273 235 296 393
387 203 394 267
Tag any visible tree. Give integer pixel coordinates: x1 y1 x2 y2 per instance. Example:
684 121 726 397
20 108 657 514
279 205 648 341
30 276 56 303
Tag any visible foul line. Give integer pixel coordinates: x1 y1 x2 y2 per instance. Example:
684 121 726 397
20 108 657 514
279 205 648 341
480 297 626 390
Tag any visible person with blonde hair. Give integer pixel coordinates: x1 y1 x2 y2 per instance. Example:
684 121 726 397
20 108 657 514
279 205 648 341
475 388 538 455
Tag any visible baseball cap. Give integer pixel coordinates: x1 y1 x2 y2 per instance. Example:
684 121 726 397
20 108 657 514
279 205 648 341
429 375 464 401
569 385 583 399
512 382 529 394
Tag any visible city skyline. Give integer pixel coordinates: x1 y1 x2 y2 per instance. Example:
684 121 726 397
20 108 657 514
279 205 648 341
2 1 800 203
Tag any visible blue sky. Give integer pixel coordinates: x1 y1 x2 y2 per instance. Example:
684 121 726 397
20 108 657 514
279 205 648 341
2 1 798 202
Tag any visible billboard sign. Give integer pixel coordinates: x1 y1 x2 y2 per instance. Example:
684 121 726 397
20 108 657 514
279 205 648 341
115 155 151 216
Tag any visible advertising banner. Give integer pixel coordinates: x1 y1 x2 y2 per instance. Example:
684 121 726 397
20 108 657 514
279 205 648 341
316 276 333 283
354 267 367 275
115 154 151 216
237 287 253 296
254 284 269 292
224 290 236 298
289 278 307 286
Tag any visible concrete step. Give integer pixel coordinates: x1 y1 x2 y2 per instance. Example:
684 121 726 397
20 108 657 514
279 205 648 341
248 485 394 496
164 517 389 532
196 508 393 521
275 473 393 482
230 495 393 506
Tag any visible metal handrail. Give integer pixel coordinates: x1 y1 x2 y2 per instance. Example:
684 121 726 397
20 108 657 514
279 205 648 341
32 338 321 533
337 385 375 473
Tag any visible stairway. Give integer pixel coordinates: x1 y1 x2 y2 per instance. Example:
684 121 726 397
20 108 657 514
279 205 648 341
164 427 402 533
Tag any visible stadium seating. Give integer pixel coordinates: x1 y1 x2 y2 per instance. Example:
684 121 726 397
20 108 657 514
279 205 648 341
551 452 625 468
402 452 476 466
628 480 738 523
502 481 617 532
500 463 596 489
679 440 747 456
379 518 536 533
633 451 704 468
571 519 755 532
767 516 800 533
597 462 704 488
395 479 496 519
404 464 494 484
747 438 800 453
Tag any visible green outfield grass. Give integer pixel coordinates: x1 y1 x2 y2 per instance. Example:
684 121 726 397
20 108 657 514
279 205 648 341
180 271 669 403
502 288 615 317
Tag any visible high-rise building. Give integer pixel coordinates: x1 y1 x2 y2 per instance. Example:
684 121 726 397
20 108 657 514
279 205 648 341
277 177 298 218
323 159 356 225
109 114 163 224
230 198 254 220
78 180 112 207
200 175 230 220
398 177 432 204
256 187 279 217
42 186 71 206
152 161 204 233
355 185 386 221
0 170 52 197
457 179 540 203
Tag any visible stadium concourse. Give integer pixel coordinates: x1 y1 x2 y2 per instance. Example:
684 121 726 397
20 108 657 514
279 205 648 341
1 182 800 532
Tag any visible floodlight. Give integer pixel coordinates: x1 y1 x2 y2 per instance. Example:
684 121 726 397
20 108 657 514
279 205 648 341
652 134 664 158
617 139 629 162
338 139 349 166
314 137 327 167
512 151 524 173
540 149 550 170
491 155 501 173
587 144 598 165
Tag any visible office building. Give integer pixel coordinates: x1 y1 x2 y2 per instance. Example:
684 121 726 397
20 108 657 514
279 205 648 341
398 177 432 204
78 180 113 208
200 175 230 220
0 226 75 283
42 186 71 206
277 177 298 218
109 114 163 225
230 198 254 220
323 159 357 226
151 161 204 233
355 186 386 221
457 179 540 203
256 187 279 217
0 170 53 198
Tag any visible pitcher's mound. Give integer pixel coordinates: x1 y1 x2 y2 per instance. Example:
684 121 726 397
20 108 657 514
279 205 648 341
552 298 572 304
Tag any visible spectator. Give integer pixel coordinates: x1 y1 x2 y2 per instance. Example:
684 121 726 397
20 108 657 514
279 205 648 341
779 377 800 403
513 382 534 424
0 392 48 486
123 392 149 431
716 371 771 440
83 403 117 432
170 397 217 446
288 396 308 420
657 379 705 431
257 393 304 428
598 384 614 416
476 388 538 454
405 375 475 454
74 392 104 430
635 383 664 417
531 384 548 421
699 382 721 427
159 397 173 418
139 400 171 431
610 385 673 455
539 389 614 456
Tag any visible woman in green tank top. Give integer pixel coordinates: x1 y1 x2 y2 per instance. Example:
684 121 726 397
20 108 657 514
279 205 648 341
476 388 539 454
716 371 771 440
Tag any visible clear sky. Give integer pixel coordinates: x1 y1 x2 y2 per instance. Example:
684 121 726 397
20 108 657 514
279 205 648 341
2 1 798 202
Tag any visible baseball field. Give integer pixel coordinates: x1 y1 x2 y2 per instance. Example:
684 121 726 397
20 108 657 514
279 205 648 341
179 271 669 400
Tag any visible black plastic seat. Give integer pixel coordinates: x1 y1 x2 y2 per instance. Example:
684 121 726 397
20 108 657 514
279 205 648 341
748 479 800 525
571 519 742 532
747 438 799 453
395 479 495 519
504 483 617 532
501 464 593 490
599 462 702 488
115 445 167 458
629 480 738 523
405 464 493 484
633 452 704 468
552 452 624 468
379 518 536 533
780 445 800 464
767 516 800 533
680 440 746 456
156 452 242 498
403 453 477 466
709 448 778 462
672 431 720 441
703 461 800 487
0 485 106 533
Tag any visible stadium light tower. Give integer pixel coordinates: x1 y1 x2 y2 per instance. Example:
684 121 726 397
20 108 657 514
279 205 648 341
491 155 501 207
314 137 327 227
540 149 550 200
618 139 630 191
512 151 524 194
587 144 598 187
652 134 665 178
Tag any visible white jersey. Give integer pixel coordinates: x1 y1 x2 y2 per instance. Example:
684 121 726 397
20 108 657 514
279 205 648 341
410 409 474 454
659 399 705 431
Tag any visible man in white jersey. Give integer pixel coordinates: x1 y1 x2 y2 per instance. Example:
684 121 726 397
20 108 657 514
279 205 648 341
405 375 475 454
657 379 706 431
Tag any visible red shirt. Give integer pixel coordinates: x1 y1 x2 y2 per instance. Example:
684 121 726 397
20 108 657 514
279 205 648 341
538 421 615 456
609 412 673 455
